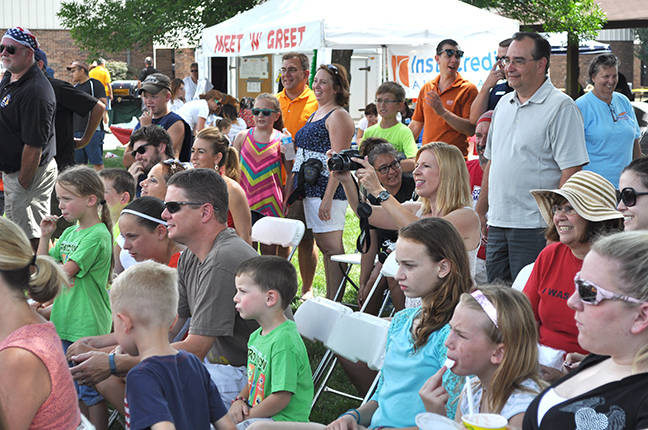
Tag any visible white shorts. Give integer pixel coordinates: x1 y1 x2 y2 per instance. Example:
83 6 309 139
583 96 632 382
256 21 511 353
203 360 247 407
303 197 347 233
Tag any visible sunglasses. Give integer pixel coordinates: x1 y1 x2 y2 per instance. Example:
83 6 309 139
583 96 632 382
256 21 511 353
130 143 155 158
376 160 401 175
326 64 339 75
574 272 645 305
252 108 277 117
616 187 648 207
608 103 618 122
191 69 198 73
0 44 20 55
164 201 204 214
437 48 464 59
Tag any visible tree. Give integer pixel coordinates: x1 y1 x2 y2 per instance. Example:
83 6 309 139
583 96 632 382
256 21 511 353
461 0 607 98
57 0 264 56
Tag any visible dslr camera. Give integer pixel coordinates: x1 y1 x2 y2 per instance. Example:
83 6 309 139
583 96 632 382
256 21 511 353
328 149 362 171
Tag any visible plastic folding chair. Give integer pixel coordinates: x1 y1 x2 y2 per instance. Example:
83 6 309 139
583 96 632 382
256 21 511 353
330 253 363 303
512 262 535 291
294 297 352 386
250 216 305 261
359 251 398 316
312 312 390 405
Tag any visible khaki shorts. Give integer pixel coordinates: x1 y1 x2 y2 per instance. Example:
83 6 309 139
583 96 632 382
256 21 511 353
3 159 57 239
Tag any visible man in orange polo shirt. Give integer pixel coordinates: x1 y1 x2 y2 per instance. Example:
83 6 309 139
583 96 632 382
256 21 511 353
276 52 319 301
409 39 478 157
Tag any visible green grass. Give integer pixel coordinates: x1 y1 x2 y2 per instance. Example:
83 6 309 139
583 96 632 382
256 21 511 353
102 148 364 424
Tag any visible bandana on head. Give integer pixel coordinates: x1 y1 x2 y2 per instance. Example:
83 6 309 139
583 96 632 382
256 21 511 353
477 110 493 126
3 27 39 51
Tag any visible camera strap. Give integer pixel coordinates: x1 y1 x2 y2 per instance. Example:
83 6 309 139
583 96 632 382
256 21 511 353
355 177 373 254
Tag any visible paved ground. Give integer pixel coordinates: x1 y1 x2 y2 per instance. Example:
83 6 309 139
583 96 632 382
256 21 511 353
104 130 124 151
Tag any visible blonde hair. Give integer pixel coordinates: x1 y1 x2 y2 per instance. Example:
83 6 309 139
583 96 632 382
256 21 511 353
460 286 545 414
0 217 68 303
56 166 114 278
416 142 471 216
590 231 648 371
110 260 178 328
195 127 241 182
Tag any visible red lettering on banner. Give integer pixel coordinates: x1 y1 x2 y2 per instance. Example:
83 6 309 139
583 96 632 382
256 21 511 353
250 32 262 51
297 26 305 45
214 34 243 53
267 26 308 50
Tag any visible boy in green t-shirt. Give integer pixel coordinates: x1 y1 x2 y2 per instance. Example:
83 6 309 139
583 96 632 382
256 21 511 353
362 81 418 172
229 256 313 427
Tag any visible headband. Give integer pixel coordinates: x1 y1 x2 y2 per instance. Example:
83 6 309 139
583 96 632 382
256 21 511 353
3 27 39 50
120 209 167 226
471 290 499 328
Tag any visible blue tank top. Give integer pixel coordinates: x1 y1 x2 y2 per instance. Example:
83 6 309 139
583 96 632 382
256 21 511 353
293 108 346 200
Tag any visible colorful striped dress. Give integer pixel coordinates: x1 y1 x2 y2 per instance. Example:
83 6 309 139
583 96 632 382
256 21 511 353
239 128 284 217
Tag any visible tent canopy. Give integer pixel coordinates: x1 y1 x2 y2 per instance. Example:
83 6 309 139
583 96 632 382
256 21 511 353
546 33 612 56
202 0 519 56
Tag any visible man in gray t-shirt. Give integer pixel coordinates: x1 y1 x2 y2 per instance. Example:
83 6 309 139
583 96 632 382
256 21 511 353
476 32 589 283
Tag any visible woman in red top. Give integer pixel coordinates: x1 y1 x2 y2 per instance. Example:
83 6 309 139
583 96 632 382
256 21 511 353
524 171 623 381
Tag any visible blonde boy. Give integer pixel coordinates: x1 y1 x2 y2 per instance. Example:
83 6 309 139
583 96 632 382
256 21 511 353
362 81 418 172
230 256 313 428
111 261 235 430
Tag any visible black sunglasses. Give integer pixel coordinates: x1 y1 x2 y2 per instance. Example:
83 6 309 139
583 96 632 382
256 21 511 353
437 48 464 59
326 64 339 75
130 143 154 158
617 187 648 207
251 108 277 117
164 201 204 214
0 44 18 55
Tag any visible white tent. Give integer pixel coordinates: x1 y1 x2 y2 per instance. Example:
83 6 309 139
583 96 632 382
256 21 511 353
202 0 518 57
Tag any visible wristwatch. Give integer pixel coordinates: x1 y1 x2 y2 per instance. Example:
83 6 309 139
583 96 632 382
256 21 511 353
375 190 390 203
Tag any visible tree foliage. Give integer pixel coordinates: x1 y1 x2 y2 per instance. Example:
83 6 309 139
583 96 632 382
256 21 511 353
57 0 264 55
635 28 648 64
460 0 606 43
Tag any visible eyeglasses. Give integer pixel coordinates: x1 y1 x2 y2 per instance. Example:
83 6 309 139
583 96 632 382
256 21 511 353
376 160 401 175
551 204 576 216
164 201 204 214
375 98 398 105
0 44 20 55
608 103 618 122
502 57 538 67
191 69 198 73
574 272 645 305
131 143 155 158
279 67 305 75
616 187 648 207
437 49 464 59
251 108 277 117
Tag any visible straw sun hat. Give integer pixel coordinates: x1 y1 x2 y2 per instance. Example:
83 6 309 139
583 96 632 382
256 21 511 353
530 170 623 226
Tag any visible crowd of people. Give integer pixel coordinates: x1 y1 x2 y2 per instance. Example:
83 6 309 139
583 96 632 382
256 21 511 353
1 24 648 430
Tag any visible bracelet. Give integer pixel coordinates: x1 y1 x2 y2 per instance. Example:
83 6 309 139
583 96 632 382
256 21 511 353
338 408 360 423
108 353 118 376
231 396 248 405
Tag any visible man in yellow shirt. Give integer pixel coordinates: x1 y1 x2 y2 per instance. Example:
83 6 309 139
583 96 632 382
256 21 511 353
276 52 318 301
89 58 113 126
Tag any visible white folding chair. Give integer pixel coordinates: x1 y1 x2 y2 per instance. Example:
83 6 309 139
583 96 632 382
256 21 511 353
359 251 398 316
312 312 390 405
330 253 363 303
250 217 305 261
512 262 535 291
294 297 353 386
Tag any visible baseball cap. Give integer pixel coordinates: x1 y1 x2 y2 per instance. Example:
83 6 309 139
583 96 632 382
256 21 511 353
138 73 171 95
34 49 48 68
66 61 89 73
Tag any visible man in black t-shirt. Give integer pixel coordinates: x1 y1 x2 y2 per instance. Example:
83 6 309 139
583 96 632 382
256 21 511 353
0 27 57 250
138 57 159 83
67 60 107 171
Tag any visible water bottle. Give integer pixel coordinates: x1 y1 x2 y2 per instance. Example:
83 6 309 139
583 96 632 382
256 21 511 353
281 128 296 160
